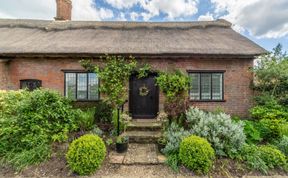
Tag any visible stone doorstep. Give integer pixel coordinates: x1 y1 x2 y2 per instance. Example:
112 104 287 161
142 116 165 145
121 131 162 143
109 143 166 165
127 121 162 131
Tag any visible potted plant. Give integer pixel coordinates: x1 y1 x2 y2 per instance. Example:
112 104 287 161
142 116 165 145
157 136 167 153
116 135 129 153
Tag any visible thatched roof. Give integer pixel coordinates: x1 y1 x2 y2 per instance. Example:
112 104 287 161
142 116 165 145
0 19 266 57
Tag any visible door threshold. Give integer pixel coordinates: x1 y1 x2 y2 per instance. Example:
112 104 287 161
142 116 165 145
133 119 157 122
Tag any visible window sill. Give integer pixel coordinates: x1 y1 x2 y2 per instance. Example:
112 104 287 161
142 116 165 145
189 100 226 102
72 100 101 102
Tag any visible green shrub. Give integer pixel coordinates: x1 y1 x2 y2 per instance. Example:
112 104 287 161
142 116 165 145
179 135 215 174
162 122 190 155
186 107 246 157
0 144 51 171
239 144 287 173
94 101 113 124
166 153 180 172
259 119 288 141
259 145 287 169
243 120 262 144
251 105 288 121
156 70 189 101
0 89 80 170
66 134 106 175
77 107 96 131
275 136 288 156
239 144 268 173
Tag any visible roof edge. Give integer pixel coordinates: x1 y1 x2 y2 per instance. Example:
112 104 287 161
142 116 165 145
0 18 232 31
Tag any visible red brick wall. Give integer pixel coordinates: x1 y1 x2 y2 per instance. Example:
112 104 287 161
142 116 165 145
0 60 10 90
5 57 254 117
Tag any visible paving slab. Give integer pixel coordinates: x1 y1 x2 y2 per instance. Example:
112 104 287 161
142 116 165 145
109 143 166 165
123 143 158 165
108 151 125 164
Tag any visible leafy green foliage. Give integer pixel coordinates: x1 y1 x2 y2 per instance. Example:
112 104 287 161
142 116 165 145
162 123 190 172
166 153 180 172
186 107 246 157
66 134 106 175
81 56 136 107
0 144 51 171
242 120 262 144
259 119 288 141
250 96 288 121
77 107 96 131
156 70 189 101
0 89 80 170
137 63 152 79
275 136 288 156
162 122 190 155
179 135 215 174
239 144 287 173
238 144 269 173
253 44 288 104
259 145 287 169
94 101 113 124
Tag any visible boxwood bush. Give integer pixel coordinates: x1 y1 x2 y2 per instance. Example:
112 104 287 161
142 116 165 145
179 135 215 174
66 134 106 175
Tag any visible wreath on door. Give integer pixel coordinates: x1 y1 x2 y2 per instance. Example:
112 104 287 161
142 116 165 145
139 85 149 96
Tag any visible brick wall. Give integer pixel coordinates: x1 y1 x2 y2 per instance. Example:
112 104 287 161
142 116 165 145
6 57 254 117
0 60 10 90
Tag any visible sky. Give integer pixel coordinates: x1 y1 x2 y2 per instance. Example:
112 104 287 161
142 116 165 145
0 0 287 52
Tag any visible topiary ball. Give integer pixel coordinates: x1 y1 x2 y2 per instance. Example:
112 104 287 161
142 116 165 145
179 135 215 174
66 134 106 175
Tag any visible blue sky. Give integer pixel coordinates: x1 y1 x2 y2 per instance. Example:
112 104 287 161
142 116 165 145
0 0 287 52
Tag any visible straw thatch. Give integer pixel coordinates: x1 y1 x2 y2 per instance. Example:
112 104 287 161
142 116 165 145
0 19 266 57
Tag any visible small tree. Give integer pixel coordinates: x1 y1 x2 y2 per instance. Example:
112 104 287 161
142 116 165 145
253 44 288 106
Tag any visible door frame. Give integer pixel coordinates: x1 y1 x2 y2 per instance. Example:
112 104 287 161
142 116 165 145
129 72 159 119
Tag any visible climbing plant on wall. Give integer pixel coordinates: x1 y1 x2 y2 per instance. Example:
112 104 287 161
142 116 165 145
80 55 137 108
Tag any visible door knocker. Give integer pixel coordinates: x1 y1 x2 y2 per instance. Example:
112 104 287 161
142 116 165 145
139 84 149 96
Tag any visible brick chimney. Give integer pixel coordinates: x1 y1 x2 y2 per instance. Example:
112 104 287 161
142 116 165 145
55 0 72 20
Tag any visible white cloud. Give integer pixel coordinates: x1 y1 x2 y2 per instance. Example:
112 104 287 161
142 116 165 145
130 12 139 21
0 0 114 21
211 0 288 38
198 12 214 21
105 0 199 21
105 0 139 9
72 0 114 20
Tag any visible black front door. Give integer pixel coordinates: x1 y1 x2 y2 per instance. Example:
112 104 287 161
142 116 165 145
129 74 159 119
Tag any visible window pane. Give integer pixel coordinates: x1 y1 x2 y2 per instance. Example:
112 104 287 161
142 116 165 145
189 73 200 100
20 80 42 91
77 73 87 100
88 73 99 100
65 73 76 100
212 73 223 100
201 73 211 100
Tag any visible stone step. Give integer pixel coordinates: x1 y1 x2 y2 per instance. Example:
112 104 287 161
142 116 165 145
109 143 166 165
121 131 161 143
127 121 162 131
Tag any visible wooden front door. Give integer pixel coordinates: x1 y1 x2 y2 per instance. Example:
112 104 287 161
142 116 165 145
129 74 159 119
